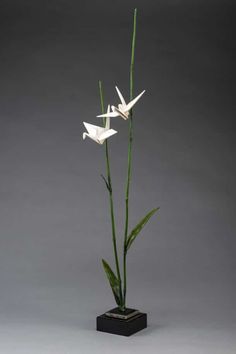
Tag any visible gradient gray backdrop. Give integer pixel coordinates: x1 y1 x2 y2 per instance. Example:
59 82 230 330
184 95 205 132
0 0 235 353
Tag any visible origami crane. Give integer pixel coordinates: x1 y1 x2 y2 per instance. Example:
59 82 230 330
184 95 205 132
83 106 117 145
97 86 145 120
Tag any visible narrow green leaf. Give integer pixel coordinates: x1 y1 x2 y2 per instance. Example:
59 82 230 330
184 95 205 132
102 259 121 306
125 207 159 252
100 174 111 192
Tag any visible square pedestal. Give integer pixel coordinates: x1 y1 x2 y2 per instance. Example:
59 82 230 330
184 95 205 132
96 308 147 336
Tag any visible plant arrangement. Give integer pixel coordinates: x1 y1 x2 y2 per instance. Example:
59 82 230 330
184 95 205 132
83 8 159 334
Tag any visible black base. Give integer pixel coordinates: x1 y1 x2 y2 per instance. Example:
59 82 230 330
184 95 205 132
96 308 147 336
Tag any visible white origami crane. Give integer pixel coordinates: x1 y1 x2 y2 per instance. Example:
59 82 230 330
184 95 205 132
97 86 145 120
83 105 117 145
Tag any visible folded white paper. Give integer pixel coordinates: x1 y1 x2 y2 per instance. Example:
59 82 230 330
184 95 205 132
97 86 145 120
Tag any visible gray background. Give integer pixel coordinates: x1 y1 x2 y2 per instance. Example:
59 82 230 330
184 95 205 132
0 0 235 353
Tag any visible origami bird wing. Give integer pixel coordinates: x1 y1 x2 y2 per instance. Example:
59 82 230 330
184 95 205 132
83 122 104 136
83 122 97 136
125 90 145 111
97 111 119 118
99 128 117 141
115 86 126 106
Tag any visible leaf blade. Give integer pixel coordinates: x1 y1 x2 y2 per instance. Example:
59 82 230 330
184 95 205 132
125 207 159 252
100 174 111 192
102 259 121 306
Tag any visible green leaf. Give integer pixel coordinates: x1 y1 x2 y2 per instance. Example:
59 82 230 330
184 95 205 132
100 174 111 192
125 207 159 252
102 259 121 306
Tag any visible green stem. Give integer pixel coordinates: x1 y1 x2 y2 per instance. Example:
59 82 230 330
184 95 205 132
99 81 123 306
123 8 137 309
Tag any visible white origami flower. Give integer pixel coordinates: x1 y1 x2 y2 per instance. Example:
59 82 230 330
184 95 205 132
97 86 145 120
83 105 117 145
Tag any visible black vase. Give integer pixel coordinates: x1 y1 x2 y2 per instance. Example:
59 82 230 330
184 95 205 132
96 307 147 336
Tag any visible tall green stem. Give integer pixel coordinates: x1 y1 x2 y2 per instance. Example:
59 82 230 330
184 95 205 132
99 81 123 305
123 8 137 308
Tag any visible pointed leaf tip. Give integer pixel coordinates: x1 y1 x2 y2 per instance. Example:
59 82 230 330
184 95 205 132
125 207 159 252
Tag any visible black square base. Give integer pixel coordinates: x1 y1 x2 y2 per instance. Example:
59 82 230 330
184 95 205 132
96 309 147 336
